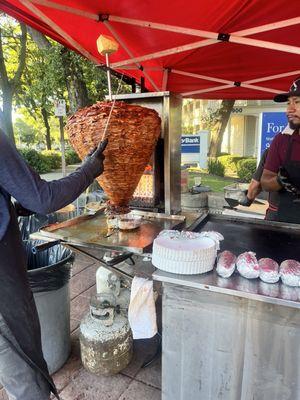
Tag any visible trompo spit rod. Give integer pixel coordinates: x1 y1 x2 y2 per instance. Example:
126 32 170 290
97 35 119 100
96 35 124 142
101 73 124 142
105 53 113 101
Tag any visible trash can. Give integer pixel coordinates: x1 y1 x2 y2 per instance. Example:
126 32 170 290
19 210 78 241
19 214 56 241
24 240 74 374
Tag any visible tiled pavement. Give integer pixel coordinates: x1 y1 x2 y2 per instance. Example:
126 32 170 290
0 253 162 400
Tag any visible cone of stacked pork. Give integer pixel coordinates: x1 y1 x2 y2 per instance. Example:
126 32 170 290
66 101 161 228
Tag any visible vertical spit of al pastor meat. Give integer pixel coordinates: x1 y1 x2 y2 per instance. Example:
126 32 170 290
66 101 161 214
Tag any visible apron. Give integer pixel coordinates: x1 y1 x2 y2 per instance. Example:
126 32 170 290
266 135 300 223
0 203 59 399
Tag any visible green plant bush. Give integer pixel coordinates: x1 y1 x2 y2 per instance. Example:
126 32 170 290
217 155 245 174
41 150 61 170
236 158 257 183
208 158 225 177
65 149 81 165
18 149 52 173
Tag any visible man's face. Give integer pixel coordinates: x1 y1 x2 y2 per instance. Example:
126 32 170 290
287 96 300 129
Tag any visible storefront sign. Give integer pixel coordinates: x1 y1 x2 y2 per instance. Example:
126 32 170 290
260 112 286 156
181 132 209 168
181 135 200 153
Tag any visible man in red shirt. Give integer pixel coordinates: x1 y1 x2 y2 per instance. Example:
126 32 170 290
261 78 300 223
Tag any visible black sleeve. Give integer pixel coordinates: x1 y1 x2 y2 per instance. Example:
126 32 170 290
0 130 95 214
252 148 269 182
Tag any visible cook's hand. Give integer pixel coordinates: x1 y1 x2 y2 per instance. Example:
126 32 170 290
277 167 298 194
83 139 108 179
13 201 34 217
238 190 253 207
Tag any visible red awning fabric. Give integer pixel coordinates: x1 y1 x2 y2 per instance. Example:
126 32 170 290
2 0 300 99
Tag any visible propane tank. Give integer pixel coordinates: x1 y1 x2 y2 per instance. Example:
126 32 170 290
96 266 121 297
96 252 131 308
79 293 133 376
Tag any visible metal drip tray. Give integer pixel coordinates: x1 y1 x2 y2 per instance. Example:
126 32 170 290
38 209 185 254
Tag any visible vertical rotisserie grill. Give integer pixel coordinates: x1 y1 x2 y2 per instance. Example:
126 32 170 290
66 101 161 214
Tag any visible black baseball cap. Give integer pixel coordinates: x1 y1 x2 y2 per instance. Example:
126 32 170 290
274 78 300 102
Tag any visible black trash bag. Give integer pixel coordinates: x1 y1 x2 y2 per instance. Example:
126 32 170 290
24 240 74 293
18 214 57 241
18 209 83 241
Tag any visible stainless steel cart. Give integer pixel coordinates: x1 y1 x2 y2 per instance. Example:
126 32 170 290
153 214 300 400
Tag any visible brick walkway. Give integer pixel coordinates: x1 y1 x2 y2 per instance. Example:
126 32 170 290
0 253 161 400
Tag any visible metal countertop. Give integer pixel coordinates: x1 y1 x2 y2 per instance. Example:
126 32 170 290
154 213 300 309
153 269 300 309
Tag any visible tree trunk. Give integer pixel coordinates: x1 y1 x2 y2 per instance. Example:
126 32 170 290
0 110 4 132
209 99 235 157
41 107 51 150
60 47 91 113
0 22 27 144
27 26 51 49
2 91 14 143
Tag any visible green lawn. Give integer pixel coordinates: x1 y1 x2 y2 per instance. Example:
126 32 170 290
188 171 237 193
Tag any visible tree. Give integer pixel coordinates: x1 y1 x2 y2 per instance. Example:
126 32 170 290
16 34 66 150
28 27 131 110
0 16 27 143
14 118 37 147
60 47 91 113
28 27 92 113
1 14 131 149
208 99 235 157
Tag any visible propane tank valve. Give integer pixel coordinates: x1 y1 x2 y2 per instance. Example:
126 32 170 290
90 293 116 327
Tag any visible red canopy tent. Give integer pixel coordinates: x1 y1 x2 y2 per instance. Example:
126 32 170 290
1 0 300 99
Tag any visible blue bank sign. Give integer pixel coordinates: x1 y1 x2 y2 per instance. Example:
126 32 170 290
260 112 286 156
181 135 200 153
181 132 209 169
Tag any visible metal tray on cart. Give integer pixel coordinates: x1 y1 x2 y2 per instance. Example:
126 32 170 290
195 213 300 263
38 209 186 254
154 213 300 309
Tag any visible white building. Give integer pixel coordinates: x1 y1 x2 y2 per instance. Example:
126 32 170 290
182 99 287 158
